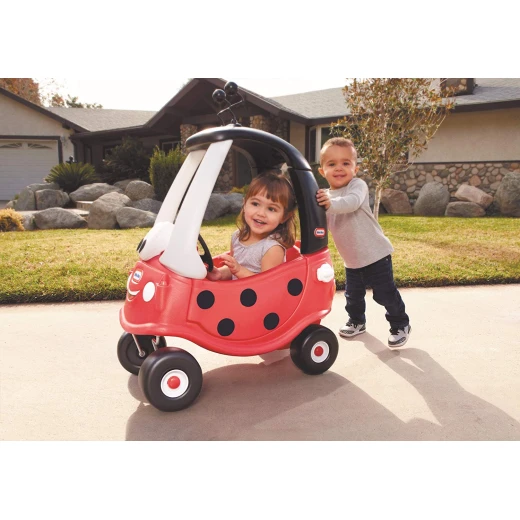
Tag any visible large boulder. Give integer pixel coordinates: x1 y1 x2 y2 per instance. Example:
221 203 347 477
69 183 123 203
14 188 36 211
203 194 230 221
414 182 450 216
21 213 36 231
33 208 87 229
35 189 70 210
445 201 485 217
114 178 141 190
454 184 493 209
381 189 413 214
130 198 162 214
224 193 244 214
27 182 60 192
495 172 520 217
116 207 157 229
88 192 131 229
125 180 156 201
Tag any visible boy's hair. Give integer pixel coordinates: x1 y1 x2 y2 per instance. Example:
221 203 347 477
320 137 358 165
237 170 297 249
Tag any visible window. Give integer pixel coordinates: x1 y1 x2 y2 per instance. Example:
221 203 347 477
160 140 181 153
28 143 52 150
103 145 117 159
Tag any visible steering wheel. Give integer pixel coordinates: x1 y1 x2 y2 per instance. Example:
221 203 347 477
198 234 214 272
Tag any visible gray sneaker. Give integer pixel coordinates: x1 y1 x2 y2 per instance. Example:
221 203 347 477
339 320 366 338
388 325 412 349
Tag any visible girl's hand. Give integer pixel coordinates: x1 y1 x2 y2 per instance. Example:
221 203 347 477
316 189 331 210
220 254 243 277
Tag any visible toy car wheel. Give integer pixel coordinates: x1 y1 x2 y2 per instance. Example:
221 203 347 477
138 347 203 412
117 332 167 375
290 324 339 375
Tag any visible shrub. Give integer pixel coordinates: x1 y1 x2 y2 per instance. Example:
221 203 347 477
148 145 186 201
45 162 100 193
99 136 152 184
310 162 329 189
229 185 249 195
0 209 24 232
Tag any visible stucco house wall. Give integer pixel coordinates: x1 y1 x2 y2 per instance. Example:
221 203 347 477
290 121 306 157
416 108 520 163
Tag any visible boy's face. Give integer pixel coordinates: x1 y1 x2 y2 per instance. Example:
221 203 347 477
318 145 359 190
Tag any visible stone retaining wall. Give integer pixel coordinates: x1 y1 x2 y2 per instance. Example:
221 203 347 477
363 161 520 203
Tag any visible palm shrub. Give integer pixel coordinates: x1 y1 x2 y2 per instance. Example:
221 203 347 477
100 136 152 184
45 162 100 193
0 208 24 232
149 145 186 201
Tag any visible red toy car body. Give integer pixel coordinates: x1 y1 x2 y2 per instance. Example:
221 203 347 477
117 84 338 411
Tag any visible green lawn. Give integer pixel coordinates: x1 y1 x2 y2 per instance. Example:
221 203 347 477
1 215 519 304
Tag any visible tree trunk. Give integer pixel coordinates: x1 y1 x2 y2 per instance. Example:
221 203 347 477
373 183 383 221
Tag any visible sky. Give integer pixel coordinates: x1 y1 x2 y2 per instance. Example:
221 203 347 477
38 78 350 111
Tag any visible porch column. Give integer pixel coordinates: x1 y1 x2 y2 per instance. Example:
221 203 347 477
180 124 199 155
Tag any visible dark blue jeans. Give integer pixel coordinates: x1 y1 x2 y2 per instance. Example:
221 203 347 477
345 255 409 330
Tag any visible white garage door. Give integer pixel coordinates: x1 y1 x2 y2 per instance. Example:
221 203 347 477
0 140 59 201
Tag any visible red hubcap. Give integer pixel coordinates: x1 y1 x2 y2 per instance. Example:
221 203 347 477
314 346 324 357
167 376 181 389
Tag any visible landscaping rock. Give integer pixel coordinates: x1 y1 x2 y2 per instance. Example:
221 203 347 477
33 208 87 230
495 172 520 217
88 192 131 229
22 214 36 231
413 182 450 216
116 207 156 229
224 193 244 214
5 201 15 209
204 194 230 221
69 183 123 203
130 198 162 214
27 182 60 192
445 201 486 217
114 179 140 190
454 184 493 209
14 188 36 211
381 189 413 214
125 180 156 201
35 189 70 210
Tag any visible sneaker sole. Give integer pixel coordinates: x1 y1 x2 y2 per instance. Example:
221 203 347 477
339 328 366 339
388 327 411 350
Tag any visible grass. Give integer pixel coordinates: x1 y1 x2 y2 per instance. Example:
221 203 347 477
0 215 519 304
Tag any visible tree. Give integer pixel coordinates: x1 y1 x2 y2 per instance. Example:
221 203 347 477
1 78 102 109
331 78 455 219
0 78 41 104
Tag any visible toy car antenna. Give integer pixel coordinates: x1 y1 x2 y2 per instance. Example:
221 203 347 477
212 81 244 126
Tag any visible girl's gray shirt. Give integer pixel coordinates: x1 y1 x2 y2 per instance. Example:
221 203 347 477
326 177 394 269
231 230 285 279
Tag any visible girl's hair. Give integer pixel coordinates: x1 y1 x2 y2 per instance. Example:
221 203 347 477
237 170 297 248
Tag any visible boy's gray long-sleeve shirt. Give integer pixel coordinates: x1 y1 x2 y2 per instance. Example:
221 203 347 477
326 177 394 269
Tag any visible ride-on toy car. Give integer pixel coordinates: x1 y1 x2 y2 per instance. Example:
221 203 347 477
117 82 338 411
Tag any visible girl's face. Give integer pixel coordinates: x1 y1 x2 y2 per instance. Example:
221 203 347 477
243 189 286 240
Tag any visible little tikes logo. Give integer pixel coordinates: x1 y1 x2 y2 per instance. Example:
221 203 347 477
132 270 143 283
314 228 325 238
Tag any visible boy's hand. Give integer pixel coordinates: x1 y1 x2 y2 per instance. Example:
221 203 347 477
220 253 243 277
316 189 331 210
206 267 223 281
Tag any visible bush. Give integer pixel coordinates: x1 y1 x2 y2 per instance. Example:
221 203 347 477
310 162 329 189
100 136 152 184
45 162 100 193
0 209 24 232
148 145 186 201
229 185 249 195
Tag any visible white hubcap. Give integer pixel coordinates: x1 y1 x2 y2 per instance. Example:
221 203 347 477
311 341 329 363
160 369 189 398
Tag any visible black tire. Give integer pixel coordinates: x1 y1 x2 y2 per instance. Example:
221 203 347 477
290 324 339 375
117 332 166 375
138 347 203 412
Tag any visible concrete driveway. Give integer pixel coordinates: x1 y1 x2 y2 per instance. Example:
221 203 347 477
1 285 519 440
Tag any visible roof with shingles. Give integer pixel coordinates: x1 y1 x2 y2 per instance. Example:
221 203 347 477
44 107 157 132
270 78 520 119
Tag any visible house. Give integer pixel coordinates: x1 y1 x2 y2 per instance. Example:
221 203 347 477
1 78 519 202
